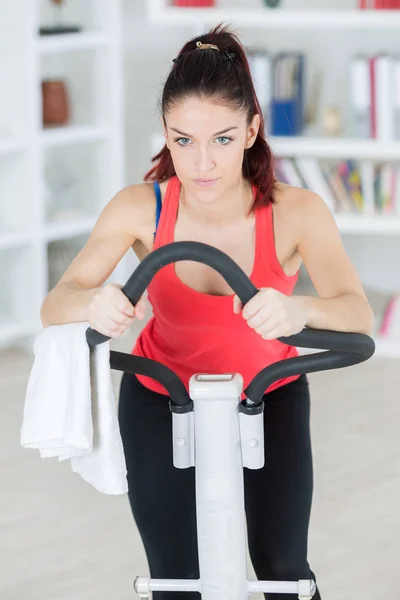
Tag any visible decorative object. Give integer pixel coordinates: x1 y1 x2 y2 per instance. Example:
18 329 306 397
322 106 343 137
39 0 81 36
42 80 70 126
263 0 282 7
304 71 322 127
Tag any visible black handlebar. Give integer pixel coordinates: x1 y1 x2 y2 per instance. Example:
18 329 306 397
86 241 375 406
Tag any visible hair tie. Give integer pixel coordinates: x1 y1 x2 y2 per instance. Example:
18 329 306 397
224 50 236 62
196 41 220 51
172 44 235 64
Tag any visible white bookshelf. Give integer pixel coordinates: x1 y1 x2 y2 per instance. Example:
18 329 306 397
147 2 400 30
0 0 125 348
271 137 400 162
36 31 110 53
147 2 400 358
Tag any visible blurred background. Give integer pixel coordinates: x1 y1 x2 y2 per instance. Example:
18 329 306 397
1 0 399 598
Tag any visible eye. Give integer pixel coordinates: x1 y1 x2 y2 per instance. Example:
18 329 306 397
175 137 191 146
215 136 233 145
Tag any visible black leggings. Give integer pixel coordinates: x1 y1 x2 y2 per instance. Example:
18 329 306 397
118 372 322 600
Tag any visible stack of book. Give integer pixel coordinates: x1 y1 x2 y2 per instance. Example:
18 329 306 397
274 157 400 215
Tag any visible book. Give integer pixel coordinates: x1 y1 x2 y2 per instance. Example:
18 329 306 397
375 55 395 140
349 55 371 138
295 158 336 212
379 294 400 339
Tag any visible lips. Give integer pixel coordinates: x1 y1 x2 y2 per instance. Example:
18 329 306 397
193 178 218 187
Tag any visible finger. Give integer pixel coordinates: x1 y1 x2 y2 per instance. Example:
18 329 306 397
91 316 127 338
242 290 271 320
247 305 274 329
233 295 243 314
260 324 286 341
134 298 147 320
103 301 135 326
116 293 136 318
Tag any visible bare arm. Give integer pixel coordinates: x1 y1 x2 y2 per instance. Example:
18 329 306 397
293 191 374 335
40 187 142 327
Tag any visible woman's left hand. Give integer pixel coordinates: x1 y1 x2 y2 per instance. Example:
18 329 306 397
233 288 307 340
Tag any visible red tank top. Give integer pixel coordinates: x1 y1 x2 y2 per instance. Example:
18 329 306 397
132 176 300 398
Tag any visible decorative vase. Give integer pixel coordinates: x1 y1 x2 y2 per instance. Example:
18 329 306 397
39 0 81 35
42 80 70 126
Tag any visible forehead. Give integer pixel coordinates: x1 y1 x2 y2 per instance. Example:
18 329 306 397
166 96 246 135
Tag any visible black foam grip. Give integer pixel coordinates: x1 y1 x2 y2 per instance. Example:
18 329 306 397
86 241 258 346
85 241 375 403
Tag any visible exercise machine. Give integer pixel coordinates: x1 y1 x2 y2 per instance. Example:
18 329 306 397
86 241 375 600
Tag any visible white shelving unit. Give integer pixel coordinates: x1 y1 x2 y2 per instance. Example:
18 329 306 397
147 1 400 358
0 0 125 348
147 1 400 29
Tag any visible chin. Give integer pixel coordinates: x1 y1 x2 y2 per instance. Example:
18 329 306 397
190 187 221 202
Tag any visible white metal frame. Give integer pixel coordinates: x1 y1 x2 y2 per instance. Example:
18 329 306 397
134 373 316 599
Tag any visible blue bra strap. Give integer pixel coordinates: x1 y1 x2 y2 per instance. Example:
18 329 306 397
153 181 162 240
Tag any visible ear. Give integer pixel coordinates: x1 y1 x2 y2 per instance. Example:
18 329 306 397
245 113 261 150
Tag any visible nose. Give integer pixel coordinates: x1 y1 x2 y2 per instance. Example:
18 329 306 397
194 145 216 174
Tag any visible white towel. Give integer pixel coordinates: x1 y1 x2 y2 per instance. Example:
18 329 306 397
20 322 128 495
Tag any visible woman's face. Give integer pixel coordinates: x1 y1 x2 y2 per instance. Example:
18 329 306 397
162 96 260 202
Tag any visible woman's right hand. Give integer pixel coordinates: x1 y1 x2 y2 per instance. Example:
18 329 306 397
87 283 147 338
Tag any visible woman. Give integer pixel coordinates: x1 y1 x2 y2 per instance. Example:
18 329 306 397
41 24 374 600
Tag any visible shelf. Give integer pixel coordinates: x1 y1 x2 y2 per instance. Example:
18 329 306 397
271 137 400 161
0 232 32 250
0 137 27 156
36 32 110 53
334 215 400 235
45 217 96 242
147 5 400 30
40 125 111 147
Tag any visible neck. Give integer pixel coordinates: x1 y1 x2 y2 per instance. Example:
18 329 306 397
180 176 254 226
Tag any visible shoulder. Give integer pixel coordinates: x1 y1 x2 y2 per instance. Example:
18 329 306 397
273 182 335 241
107 180 168 237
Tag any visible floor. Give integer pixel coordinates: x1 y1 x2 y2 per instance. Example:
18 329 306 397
1 323 399 600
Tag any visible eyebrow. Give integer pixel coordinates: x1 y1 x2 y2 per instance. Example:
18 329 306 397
170 126 239 137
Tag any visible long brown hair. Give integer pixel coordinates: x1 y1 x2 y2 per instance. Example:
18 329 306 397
144 23 277 212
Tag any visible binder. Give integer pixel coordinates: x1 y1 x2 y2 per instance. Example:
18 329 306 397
394 57 400 139
271 53 304 136
247 50 272 130
375 54 395 140
360 161 375 214
349 55 371 138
